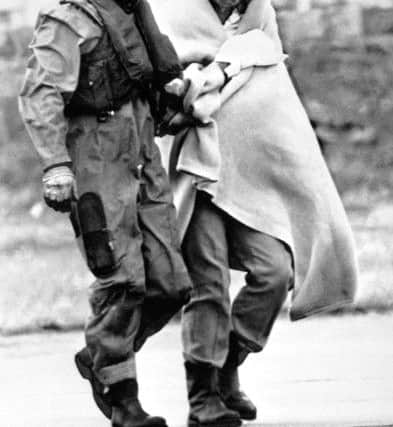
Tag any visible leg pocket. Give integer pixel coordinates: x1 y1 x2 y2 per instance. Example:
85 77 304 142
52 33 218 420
78 193 120 278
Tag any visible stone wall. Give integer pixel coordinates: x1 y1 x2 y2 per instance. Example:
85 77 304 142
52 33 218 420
273 0 393 47
273 0 393 10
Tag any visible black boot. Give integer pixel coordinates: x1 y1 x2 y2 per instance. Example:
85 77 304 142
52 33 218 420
218 366 257 421
75 348 112 419
185 361 242 427
218 338 257 421
110 379 167 427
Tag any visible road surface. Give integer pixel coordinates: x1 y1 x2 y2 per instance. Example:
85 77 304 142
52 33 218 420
1 314 393 427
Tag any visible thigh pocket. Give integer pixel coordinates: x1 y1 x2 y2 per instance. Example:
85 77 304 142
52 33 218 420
71 192 120 278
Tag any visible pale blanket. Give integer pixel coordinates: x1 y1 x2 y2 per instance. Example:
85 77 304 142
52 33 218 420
149 0 358 320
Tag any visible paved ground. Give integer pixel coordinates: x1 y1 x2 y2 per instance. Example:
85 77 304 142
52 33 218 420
1 314 393 427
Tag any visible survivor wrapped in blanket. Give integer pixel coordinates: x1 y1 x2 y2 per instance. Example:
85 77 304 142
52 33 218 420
149 0 358 320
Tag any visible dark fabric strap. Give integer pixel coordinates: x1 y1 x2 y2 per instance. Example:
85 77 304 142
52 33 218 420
64 85 144 118
134 0 182 87
87 0 150 83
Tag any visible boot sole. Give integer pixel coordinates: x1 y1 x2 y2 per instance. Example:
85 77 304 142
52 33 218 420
237 409 257 421
188 417 242 427
224 399 257 420
113 422 168 427
74 353 112 419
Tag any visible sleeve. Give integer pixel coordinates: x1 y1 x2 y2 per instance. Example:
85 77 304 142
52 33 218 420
18 15 83 170
135 0 182 87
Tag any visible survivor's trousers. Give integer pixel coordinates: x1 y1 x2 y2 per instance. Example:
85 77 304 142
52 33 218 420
67 98 191 385
182 191 293 367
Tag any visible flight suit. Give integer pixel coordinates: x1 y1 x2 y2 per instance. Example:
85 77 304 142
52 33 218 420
19 0 191 392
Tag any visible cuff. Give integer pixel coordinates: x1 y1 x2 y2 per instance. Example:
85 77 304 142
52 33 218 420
42 153 72 172
96 358 137 386
43 161 73 173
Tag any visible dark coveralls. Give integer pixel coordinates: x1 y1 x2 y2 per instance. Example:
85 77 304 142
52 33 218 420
19 0 191 386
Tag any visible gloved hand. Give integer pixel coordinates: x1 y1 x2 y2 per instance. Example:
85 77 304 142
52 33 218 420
157 110 201 136
156 77 193 136
42 166 76 213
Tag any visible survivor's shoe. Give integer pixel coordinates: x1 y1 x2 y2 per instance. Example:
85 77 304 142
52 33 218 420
185 361 242 427
218 366 257 421
110 379 168 427
74 348 112 419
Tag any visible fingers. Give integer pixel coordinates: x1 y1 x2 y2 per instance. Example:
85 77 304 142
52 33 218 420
43 181 74 213
58 184 72 201
43 186 56 201
43 183 73 202
42 166 75 212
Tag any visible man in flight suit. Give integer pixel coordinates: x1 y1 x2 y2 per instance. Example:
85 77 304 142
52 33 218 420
19 0 191 426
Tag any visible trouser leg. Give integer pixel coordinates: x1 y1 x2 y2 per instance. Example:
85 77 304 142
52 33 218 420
181 191 293 366
181 191 292 423
181 192 231 368
181 192 242 426
228 218 293 356
70 100 180 426
134 116 192 351
68 106 146 386
218 209 292 421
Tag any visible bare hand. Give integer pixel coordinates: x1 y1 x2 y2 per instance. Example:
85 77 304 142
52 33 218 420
42 166 76 212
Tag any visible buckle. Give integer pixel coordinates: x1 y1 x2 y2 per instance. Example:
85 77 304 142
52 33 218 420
133 163 144 180
97 110 115 123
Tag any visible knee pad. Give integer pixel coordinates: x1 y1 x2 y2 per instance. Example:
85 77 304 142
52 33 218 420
70 192 120 278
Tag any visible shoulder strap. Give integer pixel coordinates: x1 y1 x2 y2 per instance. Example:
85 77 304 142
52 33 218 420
84 0 145 80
